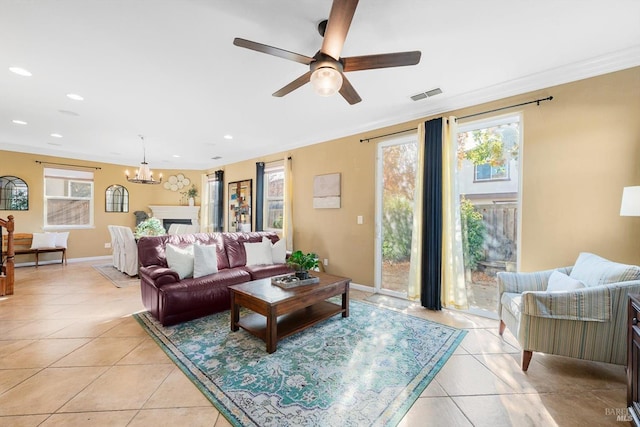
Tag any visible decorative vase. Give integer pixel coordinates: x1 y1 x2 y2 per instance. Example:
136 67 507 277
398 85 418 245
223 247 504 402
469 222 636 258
188 197 195 206
295 270 309 280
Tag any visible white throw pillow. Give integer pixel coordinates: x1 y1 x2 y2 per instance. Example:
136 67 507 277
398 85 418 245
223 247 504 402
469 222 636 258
30 232 57 249
547 271 585 292
193 243 218 278
244 240 273 266
54 232 69 248
263 236 286 264
165 244 194 279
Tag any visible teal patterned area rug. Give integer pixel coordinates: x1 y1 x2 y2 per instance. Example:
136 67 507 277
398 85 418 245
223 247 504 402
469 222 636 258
134 300 466 426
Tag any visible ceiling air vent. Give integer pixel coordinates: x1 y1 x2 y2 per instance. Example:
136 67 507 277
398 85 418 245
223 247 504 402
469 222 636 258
211 156 222 160
411 87 442 101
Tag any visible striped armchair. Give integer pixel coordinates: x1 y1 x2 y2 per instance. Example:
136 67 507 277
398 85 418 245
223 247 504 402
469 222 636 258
498 253 640 371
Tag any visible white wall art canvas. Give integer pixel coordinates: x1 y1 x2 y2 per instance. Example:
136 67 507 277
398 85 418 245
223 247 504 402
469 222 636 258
313 173 341 209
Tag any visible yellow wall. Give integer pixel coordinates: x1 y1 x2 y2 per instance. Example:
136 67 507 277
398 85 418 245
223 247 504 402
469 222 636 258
0 151 204 262
3 67 639 281
215 66 640 284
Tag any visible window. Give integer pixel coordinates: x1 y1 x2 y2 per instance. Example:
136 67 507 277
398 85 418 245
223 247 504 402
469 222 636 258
474 162 509 181
263 161 284 231
44 168 94 228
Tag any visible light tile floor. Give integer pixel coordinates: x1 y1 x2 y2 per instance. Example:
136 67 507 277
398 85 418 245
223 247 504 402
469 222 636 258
0 262 628 426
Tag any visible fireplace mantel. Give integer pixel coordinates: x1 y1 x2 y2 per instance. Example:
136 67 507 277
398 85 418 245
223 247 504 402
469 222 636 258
149 205 200 225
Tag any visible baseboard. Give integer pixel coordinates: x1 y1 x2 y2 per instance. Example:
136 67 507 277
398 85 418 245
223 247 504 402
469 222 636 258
350 282 373 293
14 255 110 268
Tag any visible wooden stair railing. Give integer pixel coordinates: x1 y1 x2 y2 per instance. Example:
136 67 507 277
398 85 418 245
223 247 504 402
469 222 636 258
0 215 15 296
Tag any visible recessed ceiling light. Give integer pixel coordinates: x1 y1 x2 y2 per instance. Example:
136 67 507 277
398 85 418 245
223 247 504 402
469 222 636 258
50 133 63 138
66 93 84 101
58 109 80 116
223 135 233 140
12 119 27 125
9 67 32 77
172 154 181 158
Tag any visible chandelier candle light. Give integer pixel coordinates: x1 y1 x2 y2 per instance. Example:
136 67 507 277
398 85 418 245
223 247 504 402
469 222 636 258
126 135 162 185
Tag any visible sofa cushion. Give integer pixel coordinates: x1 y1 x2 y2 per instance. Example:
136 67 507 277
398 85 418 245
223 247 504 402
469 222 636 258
193 243 218 278
223 232 279 268
244 263 293 280
137 233 228 270
264 236 287 264
170 267 251 290
547 271 585 292
245 240 273 266
569 252 640 287
166 244 194 279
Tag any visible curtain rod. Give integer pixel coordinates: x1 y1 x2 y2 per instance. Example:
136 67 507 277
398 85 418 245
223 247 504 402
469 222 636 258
359 95 553 143
35 160 101 170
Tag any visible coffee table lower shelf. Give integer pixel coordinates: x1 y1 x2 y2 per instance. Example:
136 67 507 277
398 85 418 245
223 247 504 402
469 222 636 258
236 300 344 344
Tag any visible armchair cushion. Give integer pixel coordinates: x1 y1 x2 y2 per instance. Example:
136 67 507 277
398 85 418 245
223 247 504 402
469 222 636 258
546 271 585 292
569 252 640 287
521 285 611 322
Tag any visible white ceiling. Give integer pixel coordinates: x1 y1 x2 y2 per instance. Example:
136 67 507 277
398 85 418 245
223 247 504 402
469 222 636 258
1 0 639 171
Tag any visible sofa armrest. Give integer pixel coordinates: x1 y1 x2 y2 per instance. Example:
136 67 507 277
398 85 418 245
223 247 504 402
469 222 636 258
140 266 179 287
497 267 572 294
521 285 611 322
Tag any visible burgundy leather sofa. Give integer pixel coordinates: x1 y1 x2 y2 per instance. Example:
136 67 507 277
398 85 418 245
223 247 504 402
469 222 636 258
137 231 292 326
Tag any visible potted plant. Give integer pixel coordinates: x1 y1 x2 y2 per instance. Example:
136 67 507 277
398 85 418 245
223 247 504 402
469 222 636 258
287 250 319 280
134 217 166 238
182 185 198 206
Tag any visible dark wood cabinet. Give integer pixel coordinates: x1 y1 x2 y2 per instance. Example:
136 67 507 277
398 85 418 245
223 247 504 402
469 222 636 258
628 294 640 426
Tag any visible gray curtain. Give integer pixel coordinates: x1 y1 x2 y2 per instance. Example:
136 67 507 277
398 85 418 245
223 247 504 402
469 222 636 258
255 162 265 231
420 118 443 310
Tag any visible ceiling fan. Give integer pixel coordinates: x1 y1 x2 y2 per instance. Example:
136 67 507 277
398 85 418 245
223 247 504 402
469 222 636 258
233 0 421 105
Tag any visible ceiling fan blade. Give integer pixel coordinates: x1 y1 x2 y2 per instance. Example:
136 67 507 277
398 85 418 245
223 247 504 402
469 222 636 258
233 38 313 65
321 0 359 60
342 51 422 72
273 71 312 97
338 74 362 105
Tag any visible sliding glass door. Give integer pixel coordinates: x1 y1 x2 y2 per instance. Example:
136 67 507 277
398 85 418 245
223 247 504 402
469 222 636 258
375 136 418 297
456 114 521 316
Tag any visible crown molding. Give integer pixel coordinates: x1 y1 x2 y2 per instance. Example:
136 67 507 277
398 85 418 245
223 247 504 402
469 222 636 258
335 44 640 139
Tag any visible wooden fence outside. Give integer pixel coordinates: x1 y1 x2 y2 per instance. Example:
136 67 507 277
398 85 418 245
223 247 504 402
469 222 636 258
475 203 518 263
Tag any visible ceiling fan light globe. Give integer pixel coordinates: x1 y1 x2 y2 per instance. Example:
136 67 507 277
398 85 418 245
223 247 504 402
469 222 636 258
310 67 343 97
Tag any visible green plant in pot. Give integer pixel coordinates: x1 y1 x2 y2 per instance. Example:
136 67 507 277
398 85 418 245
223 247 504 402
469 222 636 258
287 250 318 280
181 185 198 206
134 217 166 239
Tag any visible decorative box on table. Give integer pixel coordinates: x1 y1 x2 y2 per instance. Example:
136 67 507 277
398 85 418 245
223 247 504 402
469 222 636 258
271 274 320 289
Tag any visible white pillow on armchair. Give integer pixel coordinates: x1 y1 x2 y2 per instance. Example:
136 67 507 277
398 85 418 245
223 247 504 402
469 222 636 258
546 271 585 292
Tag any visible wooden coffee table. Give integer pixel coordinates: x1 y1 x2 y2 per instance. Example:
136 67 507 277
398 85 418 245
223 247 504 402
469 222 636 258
229 271 350 353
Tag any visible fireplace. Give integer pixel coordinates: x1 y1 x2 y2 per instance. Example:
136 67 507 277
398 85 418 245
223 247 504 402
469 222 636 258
162 218 192 233
148 205 200 229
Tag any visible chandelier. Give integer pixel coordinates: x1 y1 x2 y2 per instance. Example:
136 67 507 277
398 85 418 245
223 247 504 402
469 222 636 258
125 135 162 184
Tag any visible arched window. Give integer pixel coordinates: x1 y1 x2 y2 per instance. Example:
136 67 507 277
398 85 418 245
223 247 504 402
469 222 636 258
0 176 29 211
105 185 129 212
